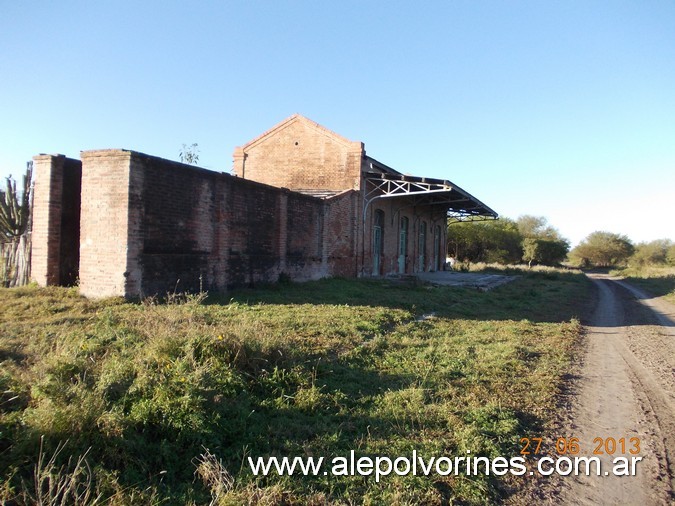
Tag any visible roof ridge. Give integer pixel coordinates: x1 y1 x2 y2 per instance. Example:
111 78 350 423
235 114 362 150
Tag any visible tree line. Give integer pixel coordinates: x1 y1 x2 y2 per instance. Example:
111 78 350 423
447 215 675 269
568 233 675 269
447 215 570 267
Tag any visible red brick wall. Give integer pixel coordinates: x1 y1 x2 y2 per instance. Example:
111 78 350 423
362 198 447 277
220 174 284 288
324 191 360 277
131 153 218 296
79 150 135 298
233 116 364 191
76 150 357 298
31 154 82 287
284 192 322 279
36 146 449 298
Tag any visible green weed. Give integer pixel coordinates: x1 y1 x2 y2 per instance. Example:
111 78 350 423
0 275 589 504
611 265 675 303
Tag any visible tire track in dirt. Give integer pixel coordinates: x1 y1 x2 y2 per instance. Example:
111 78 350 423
558 274 675 505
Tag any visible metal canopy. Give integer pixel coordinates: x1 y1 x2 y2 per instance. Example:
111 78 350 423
363 170 498 222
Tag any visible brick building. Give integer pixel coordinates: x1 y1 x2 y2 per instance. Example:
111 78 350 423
31 114 496 298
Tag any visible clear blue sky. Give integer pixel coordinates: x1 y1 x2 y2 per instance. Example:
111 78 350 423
2 1 674 246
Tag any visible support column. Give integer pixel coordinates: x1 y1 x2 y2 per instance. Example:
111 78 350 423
31 155 65 285
278 191 288 274
232 147 246 178
30 154 81 286
79 149 141 298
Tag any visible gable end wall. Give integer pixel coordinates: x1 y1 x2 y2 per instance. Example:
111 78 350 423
233 118 364 191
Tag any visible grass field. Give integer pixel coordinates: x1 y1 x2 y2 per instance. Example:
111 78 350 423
0 271 591 505
611 265 675 304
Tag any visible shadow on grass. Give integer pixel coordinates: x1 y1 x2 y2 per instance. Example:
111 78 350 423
0 275 590 503
622 276 675 298
8 360 447 503
208 271 593 325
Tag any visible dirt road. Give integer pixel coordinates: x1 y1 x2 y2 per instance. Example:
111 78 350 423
555 274 675 505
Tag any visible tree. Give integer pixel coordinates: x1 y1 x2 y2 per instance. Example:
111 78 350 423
539 239 570 265
447 215 570 266
668 244 675 266
568 231 634 268
447 218 522 264
517 215 569 266
179 143 200 165
517 214 565 241
629 239 672 267
522 237 570 267
521 238 539 268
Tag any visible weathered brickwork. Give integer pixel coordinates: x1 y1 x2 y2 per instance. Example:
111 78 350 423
31 154 81 286
133 153 218 296
233 115 364 191
70 149 358 298
233 114 450 279
32 115 491 298
78 150 135 298
362 199 447 276
323 191 360 277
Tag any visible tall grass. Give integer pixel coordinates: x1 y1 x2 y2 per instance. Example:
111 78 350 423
0 274 590 504
610 265 675 303
23 437 102 506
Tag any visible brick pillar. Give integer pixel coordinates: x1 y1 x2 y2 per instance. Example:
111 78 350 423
79 150 143 298
320 203 328 273
212 176 229 290
232 147 246 178
353 191 362 277
31 155 66 285
347 142 365 189
278 191 288 274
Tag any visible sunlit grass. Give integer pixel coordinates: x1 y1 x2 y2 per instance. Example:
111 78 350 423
0 273 590 504
611 265 675 304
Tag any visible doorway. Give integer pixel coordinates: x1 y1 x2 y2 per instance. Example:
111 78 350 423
372 210 384 275
433 225 441 271
418 221 427 272
398 216 408 273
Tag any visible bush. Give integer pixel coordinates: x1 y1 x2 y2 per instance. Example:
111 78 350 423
568 231 634 268
629 239 672 268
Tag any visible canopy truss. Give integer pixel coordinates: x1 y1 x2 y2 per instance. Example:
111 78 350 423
363 171 498 222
